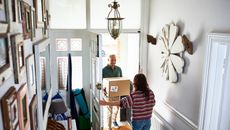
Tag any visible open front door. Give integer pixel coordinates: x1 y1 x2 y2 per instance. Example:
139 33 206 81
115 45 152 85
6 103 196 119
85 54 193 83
49 29 100 106
89 33 103 130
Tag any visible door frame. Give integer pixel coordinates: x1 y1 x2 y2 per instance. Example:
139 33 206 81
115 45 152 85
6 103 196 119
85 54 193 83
199 33 230 130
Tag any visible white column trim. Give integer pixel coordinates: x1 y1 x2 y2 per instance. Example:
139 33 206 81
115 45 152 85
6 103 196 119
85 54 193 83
139 0 150 74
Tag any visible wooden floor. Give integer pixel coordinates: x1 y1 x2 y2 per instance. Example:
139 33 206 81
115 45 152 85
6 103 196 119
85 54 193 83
103 125 131 130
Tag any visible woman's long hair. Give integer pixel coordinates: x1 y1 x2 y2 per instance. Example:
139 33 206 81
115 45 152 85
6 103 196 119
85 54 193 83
133 73 150 99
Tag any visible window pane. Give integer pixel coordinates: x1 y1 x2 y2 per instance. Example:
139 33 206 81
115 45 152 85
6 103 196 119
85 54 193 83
126 34 140 80
49 0 86 29
57 57 68 89
120 0 141 29
102 34 120 66
90 0 141 29
56 38 68 51
70 38 82 51
72 56 82 89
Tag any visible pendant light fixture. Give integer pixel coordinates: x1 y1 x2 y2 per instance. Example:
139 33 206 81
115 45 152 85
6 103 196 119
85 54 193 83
106 0 124 39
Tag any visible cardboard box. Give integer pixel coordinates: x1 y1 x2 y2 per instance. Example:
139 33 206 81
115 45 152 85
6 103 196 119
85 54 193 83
103 77 130 97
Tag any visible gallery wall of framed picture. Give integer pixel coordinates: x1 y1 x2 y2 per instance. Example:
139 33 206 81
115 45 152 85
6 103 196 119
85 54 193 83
0 0 50 130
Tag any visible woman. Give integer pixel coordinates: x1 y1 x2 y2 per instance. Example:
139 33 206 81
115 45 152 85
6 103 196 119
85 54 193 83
100 73 156 130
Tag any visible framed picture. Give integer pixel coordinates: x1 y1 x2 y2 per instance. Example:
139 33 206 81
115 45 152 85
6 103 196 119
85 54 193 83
22 1 31 39
0 0 9 33
10 0 17 22
10 34 25 84
17 0 23 23
1 87 19 130
0 34 12 85
42 22 47 36
33 38 51 129
8 0 21 32
26 54 36 98
46 9 49 26
41 0 46 22
17 83 30 130
29 94 38 130
33 0 43 28
0 0 4 10
30 6 36 41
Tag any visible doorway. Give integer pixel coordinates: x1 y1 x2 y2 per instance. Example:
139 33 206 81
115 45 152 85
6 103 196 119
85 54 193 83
49 29 94 104
101 33 140 81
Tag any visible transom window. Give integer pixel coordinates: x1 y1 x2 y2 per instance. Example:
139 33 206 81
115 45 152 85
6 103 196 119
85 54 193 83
55 38 83 89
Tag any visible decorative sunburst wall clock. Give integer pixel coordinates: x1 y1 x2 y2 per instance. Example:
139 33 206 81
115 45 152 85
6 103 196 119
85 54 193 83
156 23 193 83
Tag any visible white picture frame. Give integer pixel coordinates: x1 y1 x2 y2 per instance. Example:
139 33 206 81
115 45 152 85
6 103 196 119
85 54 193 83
33 38 52 130
33 0 44 28
26 54 36 98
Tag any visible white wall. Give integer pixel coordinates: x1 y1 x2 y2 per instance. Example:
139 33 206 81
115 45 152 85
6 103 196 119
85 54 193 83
148 0 230 129
0 0 47 129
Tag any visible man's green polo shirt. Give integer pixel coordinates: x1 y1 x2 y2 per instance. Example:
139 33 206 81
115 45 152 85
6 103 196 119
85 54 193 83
102 65 122 78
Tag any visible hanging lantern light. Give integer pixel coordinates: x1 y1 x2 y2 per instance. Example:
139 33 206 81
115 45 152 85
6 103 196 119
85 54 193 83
106 0 124 39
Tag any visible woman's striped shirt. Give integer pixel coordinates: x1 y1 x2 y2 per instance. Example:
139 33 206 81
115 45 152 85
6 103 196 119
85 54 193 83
120 89 155 120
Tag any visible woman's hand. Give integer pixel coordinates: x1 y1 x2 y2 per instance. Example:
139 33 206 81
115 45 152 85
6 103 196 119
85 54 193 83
99 99 108 105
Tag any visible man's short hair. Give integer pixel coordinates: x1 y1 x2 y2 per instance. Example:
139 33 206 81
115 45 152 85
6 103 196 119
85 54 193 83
108 54 116 59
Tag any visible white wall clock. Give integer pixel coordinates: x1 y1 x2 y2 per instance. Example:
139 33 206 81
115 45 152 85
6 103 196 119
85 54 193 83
157 23 186 83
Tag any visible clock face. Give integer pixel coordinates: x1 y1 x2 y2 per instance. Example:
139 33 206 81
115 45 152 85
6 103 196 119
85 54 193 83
157 23 185 83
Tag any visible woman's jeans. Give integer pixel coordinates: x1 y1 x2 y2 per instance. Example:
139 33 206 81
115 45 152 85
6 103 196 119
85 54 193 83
132 118 151 130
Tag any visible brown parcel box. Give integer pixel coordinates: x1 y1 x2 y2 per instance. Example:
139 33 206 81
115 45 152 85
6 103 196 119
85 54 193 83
103 77 130 97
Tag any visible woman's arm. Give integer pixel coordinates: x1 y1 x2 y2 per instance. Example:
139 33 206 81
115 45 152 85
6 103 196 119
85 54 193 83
99 99 120 106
